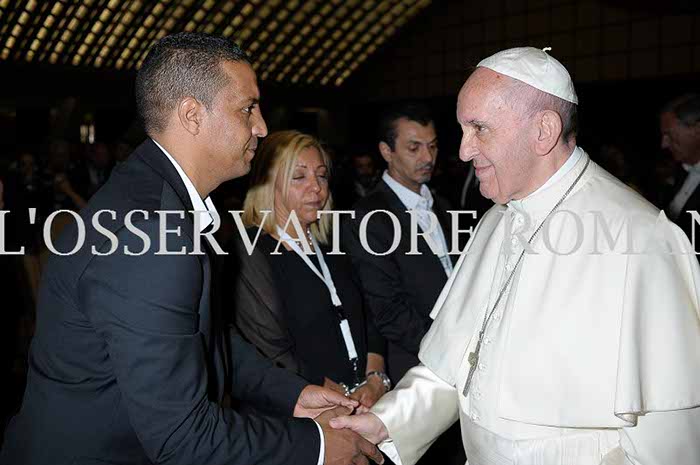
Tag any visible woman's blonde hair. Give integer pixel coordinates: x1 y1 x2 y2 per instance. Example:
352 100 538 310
243 130 334 244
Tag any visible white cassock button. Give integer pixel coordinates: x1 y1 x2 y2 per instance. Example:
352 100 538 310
473 390 482 399
515 215 524 226
478 363 486 371
493 312 501 321
472 413 481 422
510 236 519 247
483 337 492 345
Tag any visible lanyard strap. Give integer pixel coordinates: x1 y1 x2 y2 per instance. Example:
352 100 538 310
276 227 358 362
277 227 341 306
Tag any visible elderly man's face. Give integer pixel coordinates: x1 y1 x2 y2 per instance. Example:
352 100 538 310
660 111 700 165
457 68 535 204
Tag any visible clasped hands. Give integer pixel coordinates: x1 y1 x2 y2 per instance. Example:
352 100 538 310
294 384 390 465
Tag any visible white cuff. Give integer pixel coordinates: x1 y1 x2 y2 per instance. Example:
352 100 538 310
313 420 325 465
379 439 403 465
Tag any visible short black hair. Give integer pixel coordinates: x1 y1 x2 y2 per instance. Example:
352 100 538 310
662 93 700 127
378 102 434 151
135 32 249 135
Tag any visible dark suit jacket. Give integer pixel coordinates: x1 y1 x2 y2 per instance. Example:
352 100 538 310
0 139 319 465
667 174 700 251
342 179 458 383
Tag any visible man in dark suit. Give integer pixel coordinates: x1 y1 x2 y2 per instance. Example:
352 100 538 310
660 93 700 249
342 103 465 465
1 33 382 465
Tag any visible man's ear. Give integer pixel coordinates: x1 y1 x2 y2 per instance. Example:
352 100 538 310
177 97 204 136
534 110 563 156
378 141 392 164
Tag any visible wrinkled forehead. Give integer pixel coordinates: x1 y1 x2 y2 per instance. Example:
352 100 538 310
457 68 513 121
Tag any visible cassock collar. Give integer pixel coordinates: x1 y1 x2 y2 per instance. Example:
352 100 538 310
507 146 589 217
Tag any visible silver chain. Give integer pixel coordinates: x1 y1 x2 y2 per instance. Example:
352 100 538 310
463 158 590 396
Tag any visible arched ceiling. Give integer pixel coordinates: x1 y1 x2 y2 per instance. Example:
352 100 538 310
0 0 431 86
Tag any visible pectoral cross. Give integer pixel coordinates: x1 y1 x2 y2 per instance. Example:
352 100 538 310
462 331 484 396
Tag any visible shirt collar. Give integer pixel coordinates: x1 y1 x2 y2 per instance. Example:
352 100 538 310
682 160 700 174
382 170 434 210
151 138 217 233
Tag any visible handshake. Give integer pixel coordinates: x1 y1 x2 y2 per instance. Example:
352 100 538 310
294 385 391 465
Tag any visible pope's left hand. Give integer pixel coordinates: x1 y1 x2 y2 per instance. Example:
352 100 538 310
293 385 359 419
350 378 386 414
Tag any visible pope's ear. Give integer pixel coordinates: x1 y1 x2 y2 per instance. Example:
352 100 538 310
177 97 204 136
378 141 392 164
534 110 563 156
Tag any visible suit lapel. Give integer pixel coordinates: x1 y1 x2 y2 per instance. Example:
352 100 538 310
135 138 197 243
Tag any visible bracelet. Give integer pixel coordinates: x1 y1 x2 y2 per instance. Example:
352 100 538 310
338 382 351 397
365 371 391 392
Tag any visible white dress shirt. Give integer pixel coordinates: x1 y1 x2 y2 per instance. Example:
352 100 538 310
382 171 453 276
153 139 326 465
152 139 217 233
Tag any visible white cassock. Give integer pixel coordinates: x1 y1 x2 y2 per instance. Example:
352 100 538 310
371 147 700 465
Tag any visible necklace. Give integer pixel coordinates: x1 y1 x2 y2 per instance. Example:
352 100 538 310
463 158 590 396
305 227 314 248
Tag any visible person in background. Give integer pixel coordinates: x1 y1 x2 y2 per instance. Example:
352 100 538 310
660 93 700 247
81 142 114 198
332 145 380 209
225 130 389 412
342 103 465 465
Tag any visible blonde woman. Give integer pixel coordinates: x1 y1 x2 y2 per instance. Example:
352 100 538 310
224 130 389 412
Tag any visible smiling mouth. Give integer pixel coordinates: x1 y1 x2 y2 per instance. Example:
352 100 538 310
474 165 492 176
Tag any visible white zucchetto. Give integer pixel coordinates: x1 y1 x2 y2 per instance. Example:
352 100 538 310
477 47 578 104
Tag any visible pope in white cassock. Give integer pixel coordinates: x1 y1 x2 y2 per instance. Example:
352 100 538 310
330 47 700 465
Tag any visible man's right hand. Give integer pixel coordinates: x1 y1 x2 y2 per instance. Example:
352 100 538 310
316 407 384 465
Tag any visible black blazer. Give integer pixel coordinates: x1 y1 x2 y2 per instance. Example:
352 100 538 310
1 140 319 465
223 232 385 387
342 179 458 383
668 181 700 251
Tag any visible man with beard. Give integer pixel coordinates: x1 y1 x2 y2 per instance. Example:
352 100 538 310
343 103 465 465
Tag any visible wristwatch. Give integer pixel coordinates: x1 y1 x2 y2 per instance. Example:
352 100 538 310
366 371 391 392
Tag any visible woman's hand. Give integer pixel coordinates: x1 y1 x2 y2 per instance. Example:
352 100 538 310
323 377 348 395
349 377 386 413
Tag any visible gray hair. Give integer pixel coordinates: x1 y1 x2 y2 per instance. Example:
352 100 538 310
661 94 700 126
